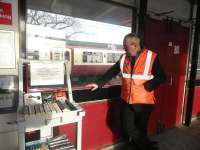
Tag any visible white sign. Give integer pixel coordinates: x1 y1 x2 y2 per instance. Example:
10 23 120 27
174 45 180 55
30 61 64 86
0 30 15 68
24 92 42 105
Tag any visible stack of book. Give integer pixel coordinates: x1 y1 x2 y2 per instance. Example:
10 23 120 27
25 134 76 150
48 134 76 150
56 100 71 112
23 101 71 116
25 139 48 150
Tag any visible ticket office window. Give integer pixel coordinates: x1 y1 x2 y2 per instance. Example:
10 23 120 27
25 0 133 89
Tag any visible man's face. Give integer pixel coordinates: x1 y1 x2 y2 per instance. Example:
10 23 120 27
125 37 141 56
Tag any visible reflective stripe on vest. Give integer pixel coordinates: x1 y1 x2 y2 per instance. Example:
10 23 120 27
120 50 154 80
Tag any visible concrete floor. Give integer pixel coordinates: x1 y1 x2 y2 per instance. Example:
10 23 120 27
99 120 200 150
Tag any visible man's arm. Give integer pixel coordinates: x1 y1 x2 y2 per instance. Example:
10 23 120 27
85 60 121 91
144 56 166 92
96 61 121 87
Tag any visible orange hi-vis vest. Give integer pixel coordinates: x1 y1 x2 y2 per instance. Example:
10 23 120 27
120 49 157 104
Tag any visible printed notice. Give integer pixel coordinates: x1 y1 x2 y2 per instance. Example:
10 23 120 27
0 30 15 68
30 61 64 86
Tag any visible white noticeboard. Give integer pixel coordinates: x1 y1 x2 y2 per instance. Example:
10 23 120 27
30 61 64 86
0 30 15 68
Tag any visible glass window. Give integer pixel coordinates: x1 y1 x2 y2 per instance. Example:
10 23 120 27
26 0 133 88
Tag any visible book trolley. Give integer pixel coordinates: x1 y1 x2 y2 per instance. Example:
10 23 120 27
17 59 85 150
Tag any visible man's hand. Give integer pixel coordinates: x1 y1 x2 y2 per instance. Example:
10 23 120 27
85 83 98 91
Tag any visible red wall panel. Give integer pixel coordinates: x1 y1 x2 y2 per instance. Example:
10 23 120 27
57 101 121 150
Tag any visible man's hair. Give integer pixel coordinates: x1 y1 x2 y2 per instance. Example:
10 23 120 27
123 33 144 50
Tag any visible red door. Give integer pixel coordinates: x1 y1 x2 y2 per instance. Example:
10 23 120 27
145 18 189 134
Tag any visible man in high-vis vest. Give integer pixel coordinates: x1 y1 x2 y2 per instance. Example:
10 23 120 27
87 33 166 150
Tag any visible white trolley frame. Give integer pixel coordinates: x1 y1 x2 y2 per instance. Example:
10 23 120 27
17 60 85 150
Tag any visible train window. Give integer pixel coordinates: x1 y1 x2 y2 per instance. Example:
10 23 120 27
26 0 133 89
